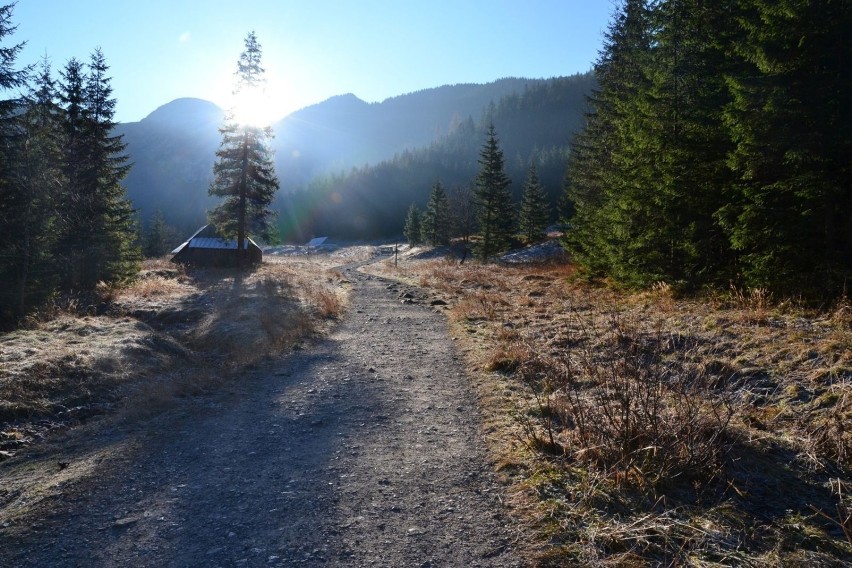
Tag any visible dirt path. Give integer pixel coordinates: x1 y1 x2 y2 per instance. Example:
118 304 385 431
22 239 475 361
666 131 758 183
0 265 522 567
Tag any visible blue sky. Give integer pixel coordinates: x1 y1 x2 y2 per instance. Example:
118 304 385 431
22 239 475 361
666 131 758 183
11 1 615 123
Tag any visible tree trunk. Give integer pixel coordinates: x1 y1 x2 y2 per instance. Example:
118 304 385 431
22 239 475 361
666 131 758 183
238 129 249 268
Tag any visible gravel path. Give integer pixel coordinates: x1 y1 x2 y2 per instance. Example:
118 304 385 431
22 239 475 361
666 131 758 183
0 265 522 567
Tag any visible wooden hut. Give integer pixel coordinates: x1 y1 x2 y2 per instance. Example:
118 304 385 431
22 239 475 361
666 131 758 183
171 225 262 267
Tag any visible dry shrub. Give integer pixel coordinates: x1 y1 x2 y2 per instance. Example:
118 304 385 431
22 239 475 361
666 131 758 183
140 256 176 271
485 327 531 373
452 290 505 322
23 289 107 324
802 386 852 470
188 275 309 364
729 285 773 324
809 479 852 546
302 284 343 319
266 260 345 310
120 275 187 299
418 260 462 292
830 298 851 330
649 280 675 312
118 368 229 422
184 261 348 367
1 257 348 455
517 312 733 490
118 260 343 412
399 253 851 563
0 315 190 424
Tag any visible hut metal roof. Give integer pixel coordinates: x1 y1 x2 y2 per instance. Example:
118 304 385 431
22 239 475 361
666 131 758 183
190 237 230 249
171 225 259 254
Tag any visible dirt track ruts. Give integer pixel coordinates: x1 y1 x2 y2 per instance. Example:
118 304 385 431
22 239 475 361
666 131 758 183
0 264 522 567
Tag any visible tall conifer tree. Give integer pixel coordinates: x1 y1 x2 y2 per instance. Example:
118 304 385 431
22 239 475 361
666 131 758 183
403 203 422 245
604 0 741 286
56 52 139 289
0 4 37 324
2 57 63 320
0 3 24 117
448 183 476 245
564 0 851 298
474 124 514 260
84 48 139 285
721 0 852 297
563 0 652 278
208 31 279 265
143 209 174 258
518 164 550 243
55 57 86 288
421 180 450 246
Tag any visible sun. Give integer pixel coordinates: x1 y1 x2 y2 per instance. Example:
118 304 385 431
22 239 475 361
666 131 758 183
229 86 278 127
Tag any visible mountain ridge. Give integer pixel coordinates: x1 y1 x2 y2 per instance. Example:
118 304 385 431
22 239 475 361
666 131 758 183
117 75 592 238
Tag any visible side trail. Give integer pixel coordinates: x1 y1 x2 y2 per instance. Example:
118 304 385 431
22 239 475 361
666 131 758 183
0 265 522 567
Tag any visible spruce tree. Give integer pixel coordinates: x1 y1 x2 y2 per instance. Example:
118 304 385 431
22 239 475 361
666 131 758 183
0 3 25 116
473 124 514 261
613 0 739 286
54 51 139 290
403 203 422 245
565 0 740 288
55 56 87 289
84 48 139 285
5 58 63 318
721 0 852 297
0 5 38 324
564 0 850 298
518 164 550 243
563 0 652 278
143 209 173 258
421 180 450 246
448 183 476 244
208 31 279 266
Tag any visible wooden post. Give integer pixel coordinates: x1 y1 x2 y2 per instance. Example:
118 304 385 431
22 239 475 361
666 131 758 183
394 243 398 268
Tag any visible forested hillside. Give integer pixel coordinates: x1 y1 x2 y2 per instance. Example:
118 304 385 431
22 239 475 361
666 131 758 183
116 98 224 236
119 78 550 237
281 72 594 240
564 0 851 299
272 78 551 188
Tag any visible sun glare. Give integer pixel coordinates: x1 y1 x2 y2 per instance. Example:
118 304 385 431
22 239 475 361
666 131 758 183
229 87 278 127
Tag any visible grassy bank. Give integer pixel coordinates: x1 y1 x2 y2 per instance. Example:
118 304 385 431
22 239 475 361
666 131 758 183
0 257 346 454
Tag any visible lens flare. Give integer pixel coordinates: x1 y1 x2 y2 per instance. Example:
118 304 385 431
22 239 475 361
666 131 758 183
229 87 276 127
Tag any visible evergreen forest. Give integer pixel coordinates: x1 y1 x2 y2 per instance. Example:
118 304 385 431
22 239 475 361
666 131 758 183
0 5 139 326
564 0 851 300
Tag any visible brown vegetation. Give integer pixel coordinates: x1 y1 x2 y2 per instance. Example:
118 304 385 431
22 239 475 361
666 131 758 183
369 253 852 565
0 257 346 453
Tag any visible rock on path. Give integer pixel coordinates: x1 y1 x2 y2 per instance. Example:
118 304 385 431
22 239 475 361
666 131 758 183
0 265 521 567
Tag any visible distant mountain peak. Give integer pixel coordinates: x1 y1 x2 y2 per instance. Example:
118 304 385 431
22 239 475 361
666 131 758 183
143 97 224 125
314 93 368 110
326 93 365 103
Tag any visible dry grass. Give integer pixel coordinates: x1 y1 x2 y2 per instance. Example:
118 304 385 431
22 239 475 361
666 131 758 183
121 273 190 299
515 316 734 489
374 249 852 565
0 315 189 424
0 256 348 444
